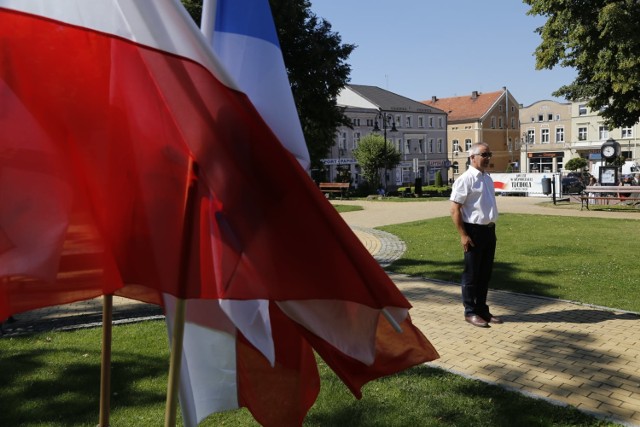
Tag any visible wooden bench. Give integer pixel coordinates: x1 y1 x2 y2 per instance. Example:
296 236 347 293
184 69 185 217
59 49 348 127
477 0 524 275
581 186 640 210
319 182 350 199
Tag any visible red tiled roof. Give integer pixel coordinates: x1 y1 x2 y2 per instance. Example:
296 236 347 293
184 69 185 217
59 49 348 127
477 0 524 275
422 90 504 122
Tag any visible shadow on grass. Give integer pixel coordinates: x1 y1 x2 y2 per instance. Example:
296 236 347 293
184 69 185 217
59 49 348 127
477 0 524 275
389 256 570 302
305 365 607 427
0 345 167 426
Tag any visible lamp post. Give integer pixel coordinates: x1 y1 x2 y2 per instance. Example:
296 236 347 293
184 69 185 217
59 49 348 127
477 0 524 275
522 131 529 173
373 111 397 193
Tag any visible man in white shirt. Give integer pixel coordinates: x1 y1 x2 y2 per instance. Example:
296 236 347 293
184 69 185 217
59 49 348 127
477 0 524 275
450 142 502 328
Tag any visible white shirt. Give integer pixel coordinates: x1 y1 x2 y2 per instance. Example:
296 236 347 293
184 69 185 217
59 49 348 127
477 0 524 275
450 166 498 225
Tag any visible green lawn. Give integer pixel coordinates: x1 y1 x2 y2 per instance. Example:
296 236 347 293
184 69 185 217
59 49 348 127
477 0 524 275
1 211 635 426
381 214 640 312
0 321 619 427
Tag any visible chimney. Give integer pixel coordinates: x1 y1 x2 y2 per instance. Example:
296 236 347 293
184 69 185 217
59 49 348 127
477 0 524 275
471 91 478 99
431 96 438 102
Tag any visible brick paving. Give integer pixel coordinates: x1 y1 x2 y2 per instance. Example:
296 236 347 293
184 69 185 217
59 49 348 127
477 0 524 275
2 197 640 426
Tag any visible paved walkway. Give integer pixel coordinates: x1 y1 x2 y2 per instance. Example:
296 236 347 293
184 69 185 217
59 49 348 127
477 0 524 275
2 196 640 426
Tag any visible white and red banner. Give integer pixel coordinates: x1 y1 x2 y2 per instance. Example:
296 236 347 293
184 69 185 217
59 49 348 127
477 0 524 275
0 1 438 426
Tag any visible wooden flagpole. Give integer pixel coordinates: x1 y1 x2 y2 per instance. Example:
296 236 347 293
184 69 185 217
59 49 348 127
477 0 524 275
164 159 199 426
98 293 113 427
164 298 186 426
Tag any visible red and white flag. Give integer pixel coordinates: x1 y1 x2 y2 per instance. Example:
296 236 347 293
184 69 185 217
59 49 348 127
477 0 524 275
0 1 438 425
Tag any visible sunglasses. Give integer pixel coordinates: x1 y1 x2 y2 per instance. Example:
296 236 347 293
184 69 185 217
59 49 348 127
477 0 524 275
474 152 492 158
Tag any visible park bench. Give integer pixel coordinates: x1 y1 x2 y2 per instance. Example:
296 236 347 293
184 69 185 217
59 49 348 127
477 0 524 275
580 186 640 210
319 182 350 199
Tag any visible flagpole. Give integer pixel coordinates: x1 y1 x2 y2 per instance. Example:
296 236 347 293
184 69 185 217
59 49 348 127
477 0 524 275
164 298 186 427
164 159 199 427
98 293 113 427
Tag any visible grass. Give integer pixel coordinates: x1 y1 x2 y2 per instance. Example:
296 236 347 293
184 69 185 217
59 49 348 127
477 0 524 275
381 213 640 312
2 206 636 426
0 321 619 427
333 204 363 213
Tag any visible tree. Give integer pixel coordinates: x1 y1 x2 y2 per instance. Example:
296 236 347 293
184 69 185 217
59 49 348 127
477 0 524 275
525 0 640 128
564 157 588 171
352 135 401 188
181 0 355 169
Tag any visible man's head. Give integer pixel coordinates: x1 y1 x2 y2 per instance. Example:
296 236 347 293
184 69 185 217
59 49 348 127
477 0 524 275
469 142 491 172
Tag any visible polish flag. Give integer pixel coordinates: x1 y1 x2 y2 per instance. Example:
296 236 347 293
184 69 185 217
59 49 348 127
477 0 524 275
0 1 438 426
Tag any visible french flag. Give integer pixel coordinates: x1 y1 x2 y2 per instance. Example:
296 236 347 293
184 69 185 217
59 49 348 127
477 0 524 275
0 1 438 426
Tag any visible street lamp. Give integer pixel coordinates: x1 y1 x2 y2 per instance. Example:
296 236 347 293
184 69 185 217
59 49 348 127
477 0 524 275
373 111 397 193
521 131 529 173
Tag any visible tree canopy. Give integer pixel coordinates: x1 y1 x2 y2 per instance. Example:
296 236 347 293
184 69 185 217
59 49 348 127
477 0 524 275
525 0 640 128
181 0 354 169
352 135 401 188
564 157 588 171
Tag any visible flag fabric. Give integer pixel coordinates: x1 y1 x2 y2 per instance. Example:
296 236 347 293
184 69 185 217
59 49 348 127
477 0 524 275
201 0 310 169
0 1 438 426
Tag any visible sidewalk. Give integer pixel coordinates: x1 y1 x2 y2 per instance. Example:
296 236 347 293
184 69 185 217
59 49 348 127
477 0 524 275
3 197 640 426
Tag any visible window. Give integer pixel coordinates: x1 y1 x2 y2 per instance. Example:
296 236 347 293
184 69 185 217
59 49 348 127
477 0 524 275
622 127 633 138
353 132 361 149
405 140 410 154
352 118 361 126
548 113 553 121
511 117 516 129
465 139 472 151
578 127 587 141
429 117 434 128
418 116 424 128
499 105 503 112
429 138 434 153
530 117 535 122
578 104 587 115
366 118 374 127
418 139 424 153
498 117 503 129
452 139 460 152
538 114 543 122
541 128 549 143
555 127 564 143
453 162 459 174
527 129 535 144
396 139 402 152
395 115 402 127
491 117 496 128
437 139 443 153
556 114 560 121
438 117 443 128
406 116 412 128
339 132 347 149
599 126 609 140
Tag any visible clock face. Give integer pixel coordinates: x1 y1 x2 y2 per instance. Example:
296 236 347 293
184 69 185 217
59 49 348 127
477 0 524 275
602 145 616 158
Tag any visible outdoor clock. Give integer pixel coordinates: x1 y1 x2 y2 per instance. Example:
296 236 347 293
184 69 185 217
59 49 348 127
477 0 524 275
600 139 620 160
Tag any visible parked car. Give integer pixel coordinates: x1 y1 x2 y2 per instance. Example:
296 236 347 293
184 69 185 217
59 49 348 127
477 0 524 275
561 175 585 194
566 171 590 185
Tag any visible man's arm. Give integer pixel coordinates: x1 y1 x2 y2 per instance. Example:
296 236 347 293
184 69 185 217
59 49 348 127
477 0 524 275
450 201 474 252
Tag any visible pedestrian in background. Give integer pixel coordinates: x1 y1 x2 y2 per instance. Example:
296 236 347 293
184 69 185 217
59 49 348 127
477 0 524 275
450 142 502 328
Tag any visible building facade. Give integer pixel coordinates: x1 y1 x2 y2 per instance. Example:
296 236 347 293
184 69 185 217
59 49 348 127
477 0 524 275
519 100 639 175
324 84 448 189
422 87 520 181
519 100 572 173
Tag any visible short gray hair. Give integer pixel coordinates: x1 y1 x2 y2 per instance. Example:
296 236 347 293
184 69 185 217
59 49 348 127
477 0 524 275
469 142 489 156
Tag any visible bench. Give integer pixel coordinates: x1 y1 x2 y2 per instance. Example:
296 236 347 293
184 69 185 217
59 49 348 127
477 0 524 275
319 182 350 199
580 186 640 210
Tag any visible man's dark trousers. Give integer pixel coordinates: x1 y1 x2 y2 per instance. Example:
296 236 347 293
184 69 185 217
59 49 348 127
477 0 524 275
461 223 496 317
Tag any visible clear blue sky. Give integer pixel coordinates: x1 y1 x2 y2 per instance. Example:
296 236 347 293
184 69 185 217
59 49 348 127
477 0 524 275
309 0 576 107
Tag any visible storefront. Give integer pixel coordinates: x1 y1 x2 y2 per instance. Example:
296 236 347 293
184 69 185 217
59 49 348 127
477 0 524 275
527 151 564 173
